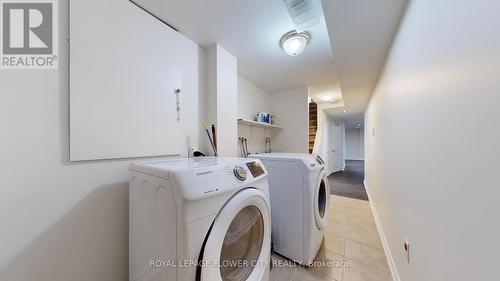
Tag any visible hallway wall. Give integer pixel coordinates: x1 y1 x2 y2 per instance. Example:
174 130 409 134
345 128 364 160
365 1 500 281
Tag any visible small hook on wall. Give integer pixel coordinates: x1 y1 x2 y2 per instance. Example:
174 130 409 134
175 88 182 122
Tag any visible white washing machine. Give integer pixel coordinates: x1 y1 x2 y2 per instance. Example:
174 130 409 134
249 153 329 265
129 157 271 281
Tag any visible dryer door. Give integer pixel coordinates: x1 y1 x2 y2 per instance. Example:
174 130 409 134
200 188 271 281
314 170 330 230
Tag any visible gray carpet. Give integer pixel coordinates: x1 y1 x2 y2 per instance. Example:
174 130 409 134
328 160 368 201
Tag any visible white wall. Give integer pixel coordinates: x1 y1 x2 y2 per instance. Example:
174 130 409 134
237 75 272 121
237 76 272 155
314 105 333 172
0 1 207 280
365 1 500 281
345 128 364 160
0 1 131 280
270 87 309 153
206 44 238 156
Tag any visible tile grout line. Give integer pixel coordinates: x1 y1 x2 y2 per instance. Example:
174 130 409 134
335 198 391 277
342 228 347 281
288 267 297 281
328 194 391 279
364 180 400 281
343 254 391 274
344 236 384 251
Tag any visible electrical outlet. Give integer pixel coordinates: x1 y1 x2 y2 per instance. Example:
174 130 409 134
188 146 199 158
403 239 410 263
371 128 375 136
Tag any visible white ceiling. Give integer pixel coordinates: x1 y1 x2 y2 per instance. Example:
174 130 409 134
321 0 408 120
344 115 365 129
131 0 339 94
130 0 407 119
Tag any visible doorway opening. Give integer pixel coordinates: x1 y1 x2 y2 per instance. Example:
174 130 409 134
328 117 368 201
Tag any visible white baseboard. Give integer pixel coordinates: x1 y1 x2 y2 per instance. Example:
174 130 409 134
363 179 401 281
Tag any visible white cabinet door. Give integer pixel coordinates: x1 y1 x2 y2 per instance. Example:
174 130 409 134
70 0 203 161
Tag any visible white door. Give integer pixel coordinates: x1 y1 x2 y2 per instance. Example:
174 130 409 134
329 120 344 173
200 188 271 281
328 123 335 173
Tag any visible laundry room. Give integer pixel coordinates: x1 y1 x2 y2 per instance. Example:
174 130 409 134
3 0 498 281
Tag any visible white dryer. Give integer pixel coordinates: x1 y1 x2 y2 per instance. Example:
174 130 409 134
129 157 271 281
249 153 329 265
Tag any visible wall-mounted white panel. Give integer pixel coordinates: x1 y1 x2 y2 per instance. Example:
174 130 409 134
70 0 204 161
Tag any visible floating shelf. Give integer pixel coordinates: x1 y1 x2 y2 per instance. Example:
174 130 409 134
237 119 282 129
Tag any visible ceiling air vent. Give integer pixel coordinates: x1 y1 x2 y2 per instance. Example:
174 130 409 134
283 0 322 31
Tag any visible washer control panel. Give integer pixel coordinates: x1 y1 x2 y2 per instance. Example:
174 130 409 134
316 155 325 165
245 161 266 178
233 165 247 181
302 155 325 170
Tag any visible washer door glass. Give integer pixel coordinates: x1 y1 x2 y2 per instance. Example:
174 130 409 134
318 179 327 218
220 206 264 281
314 173 329 230
199 188 271 281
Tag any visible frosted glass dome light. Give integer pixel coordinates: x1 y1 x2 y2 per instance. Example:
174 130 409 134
280 30 311 56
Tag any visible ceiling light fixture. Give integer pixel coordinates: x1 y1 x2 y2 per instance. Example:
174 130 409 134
322 95 333 102
343 110 347 113
280 30 311 56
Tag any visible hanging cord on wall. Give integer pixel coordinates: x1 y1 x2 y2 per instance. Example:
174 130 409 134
175 88 181 122
204 121 217 156
265 137 272 153
239 137 249 158
239 137 245 157
211 124 217 151
244 138 249 158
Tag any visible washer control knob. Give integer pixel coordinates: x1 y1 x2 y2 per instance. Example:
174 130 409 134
233 166 247 181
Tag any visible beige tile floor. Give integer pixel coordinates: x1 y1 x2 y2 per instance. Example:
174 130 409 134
270 195 392 281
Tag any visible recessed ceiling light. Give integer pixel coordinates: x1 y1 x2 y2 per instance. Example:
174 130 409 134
280 30 311 56
343 110 347 113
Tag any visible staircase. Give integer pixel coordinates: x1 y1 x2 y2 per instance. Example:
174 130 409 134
309 102 318 154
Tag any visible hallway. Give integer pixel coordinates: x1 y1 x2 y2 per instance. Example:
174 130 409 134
328 161 368 201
